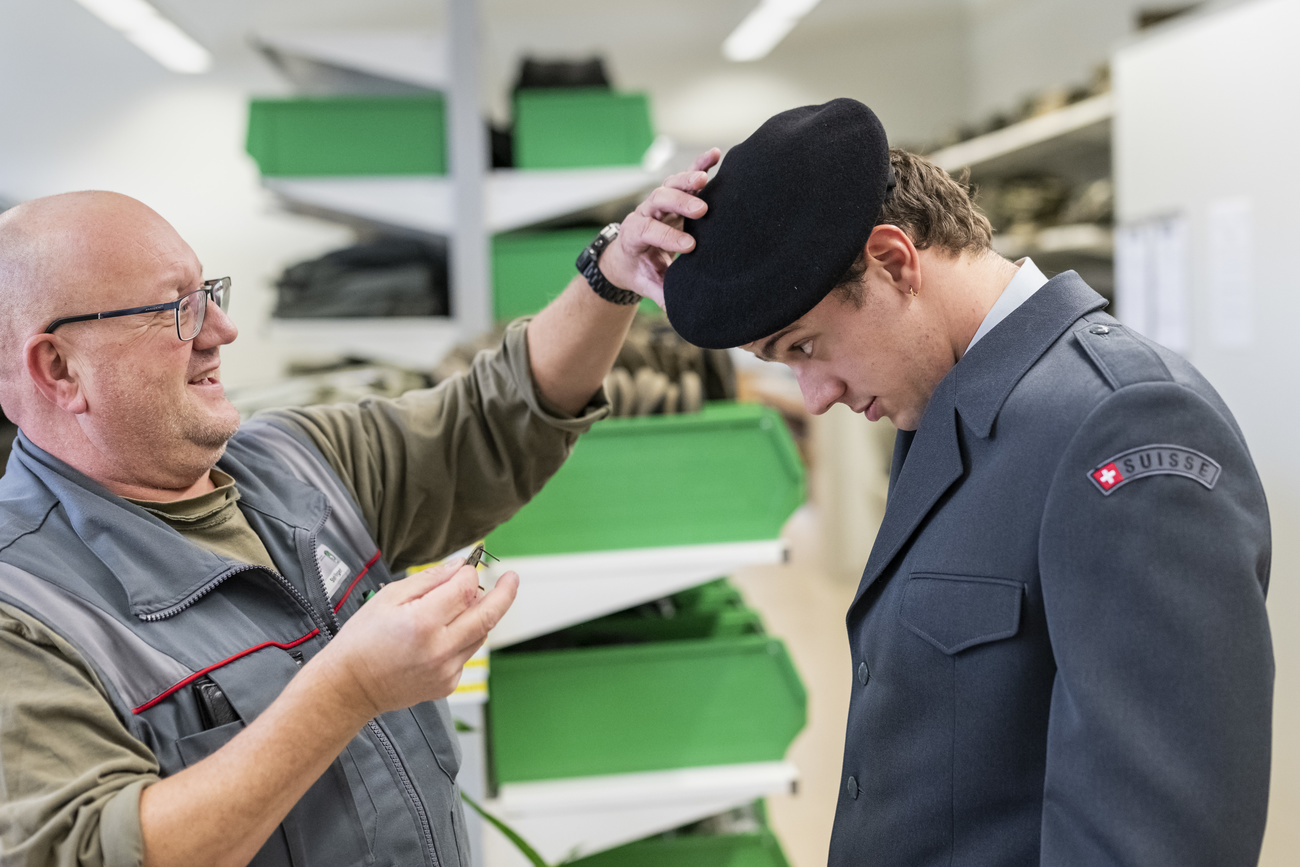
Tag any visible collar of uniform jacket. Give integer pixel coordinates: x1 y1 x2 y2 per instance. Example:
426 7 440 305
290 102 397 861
2 430 329 619
967 257 1050 352
951 271 1108 439
850 272 1108 613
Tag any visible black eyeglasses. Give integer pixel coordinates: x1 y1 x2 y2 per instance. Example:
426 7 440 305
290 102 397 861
44 277 232 341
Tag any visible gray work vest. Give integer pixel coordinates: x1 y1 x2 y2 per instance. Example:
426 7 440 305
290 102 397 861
0 420 471 867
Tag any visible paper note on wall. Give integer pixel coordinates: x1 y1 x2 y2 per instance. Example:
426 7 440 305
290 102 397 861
1114 213 1190 354
1205 197 1255 348
1115 222 1152 336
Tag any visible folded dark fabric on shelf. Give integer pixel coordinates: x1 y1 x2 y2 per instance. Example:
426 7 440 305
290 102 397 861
512 56 611 93
274 237 449 319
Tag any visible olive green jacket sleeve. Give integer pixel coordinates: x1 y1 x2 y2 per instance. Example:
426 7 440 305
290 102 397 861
0 602 158 867
265 318 609 569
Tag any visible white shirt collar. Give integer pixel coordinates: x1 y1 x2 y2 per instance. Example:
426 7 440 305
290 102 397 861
966 257 1050 352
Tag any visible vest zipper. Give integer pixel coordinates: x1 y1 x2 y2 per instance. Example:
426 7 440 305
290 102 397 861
308 504 441 867
141 508 442 867
369 717 440 867
310 503 343 634
137 564 332 638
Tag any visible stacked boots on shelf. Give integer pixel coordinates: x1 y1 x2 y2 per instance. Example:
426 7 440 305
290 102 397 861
434 314 736 416
604 315 735 417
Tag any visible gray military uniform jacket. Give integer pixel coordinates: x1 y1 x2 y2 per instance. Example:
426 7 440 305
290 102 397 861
828 273 1273 865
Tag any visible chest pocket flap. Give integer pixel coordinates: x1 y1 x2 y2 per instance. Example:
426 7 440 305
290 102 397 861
900 573 1024 655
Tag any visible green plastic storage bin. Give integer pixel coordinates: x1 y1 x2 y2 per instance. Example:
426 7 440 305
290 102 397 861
567 830 791 867
492 227 597 321
489 630 807 782
513 89 655 169
514 579 764 650
491 228 658 321
246 95 446 176
486 402 805 556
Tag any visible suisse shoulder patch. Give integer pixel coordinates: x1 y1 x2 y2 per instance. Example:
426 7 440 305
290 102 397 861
1089 444 1221 495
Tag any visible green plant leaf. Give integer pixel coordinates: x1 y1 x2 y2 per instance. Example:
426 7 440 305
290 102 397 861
461 790 550 867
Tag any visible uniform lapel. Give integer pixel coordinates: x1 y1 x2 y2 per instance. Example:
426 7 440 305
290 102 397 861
849 375 964 612
846 271 1109 617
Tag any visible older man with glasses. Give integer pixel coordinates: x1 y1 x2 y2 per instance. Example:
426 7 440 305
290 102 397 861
0 175 707 867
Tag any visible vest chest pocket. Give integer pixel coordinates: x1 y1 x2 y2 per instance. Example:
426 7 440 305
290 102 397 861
899 573 1024 655
176 719 245 766
193 651 374 867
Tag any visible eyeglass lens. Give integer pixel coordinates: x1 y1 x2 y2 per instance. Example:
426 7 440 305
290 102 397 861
176 279 229 341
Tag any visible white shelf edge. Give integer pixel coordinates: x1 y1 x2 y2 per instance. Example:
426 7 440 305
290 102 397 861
494 539 788 580
927 93 1115 173
264 317 464 369
255 30 448 90
994 223 1114 260
263 165 661 237
484 539 788 649
481 761 798 866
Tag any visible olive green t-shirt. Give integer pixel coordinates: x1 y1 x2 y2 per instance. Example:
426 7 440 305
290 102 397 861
0 319 607 867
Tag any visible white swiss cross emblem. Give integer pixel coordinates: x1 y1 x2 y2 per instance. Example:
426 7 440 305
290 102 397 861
1091 462 1123 491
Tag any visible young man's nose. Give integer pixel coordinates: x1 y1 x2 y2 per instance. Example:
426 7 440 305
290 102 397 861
796 369 842 415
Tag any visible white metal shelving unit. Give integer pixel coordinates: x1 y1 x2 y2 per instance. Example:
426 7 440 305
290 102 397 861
927 92 1114 181
927 92 1116 295
253 21 802 866
256 24 669 363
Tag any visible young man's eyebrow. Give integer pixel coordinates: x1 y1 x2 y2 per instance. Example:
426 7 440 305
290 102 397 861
758 325 799 361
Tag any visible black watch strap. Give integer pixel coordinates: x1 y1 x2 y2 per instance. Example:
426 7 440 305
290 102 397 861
577 223 640 306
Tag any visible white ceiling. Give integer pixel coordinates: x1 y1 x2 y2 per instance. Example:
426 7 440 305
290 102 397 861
142 0 986 147
161 0 972 54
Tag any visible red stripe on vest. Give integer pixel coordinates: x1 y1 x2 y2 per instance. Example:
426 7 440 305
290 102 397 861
132 629 320 714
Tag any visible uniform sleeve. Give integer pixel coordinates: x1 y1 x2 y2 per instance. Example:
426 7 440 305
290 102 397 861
0 603 160 867
1037 380 1272 865
262 318 609 570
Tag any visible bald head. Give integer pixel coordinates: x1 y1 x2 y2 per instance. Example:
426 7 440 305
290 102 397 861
0 192 194 417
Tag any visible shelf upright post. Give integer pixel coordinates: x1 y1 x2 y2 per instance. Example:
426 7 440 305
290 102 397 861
447 12 492 865
448 0 493 338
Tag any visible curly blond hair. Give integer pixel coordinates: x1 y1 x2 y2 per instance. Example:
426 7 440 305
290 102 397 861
833 148 995 304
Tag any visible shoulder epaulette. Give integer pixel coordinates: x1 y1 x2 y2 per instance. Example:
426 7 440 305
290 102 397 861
1073 318 1173 391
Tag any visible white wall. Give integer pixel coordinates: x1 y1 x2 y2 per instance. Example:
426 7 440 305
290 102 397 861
0 0 357 391
1113 2 1300 861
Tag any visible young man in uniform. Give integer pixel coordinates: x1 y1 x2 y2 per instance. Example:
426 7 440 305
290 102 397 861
596 98 1273 865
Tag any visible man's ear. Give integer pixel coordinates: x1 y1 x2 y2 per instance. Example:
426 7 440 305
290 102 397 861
864 225 921 294
24 335 88 414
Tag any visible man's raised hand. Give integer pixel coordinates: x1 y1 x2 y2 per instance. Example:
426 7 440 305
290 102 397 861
599 147 721 308
311 558 519 721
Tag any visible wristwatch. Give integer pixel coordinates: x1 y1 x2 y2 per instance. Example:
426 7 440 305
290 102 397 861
576 223 640 306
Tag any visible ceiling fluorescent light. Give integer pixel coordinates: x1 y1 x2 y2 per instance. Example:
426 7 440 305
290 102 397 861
74 0 212 73
723 0 822 62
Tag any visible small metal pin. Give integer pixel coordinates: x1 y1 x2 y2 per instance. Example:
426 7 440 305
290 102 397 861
465 544 499 591
464 544 498 569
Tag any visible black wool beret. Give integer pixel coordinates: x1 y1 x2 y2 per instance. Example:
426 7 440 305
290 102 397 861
663 98 892 349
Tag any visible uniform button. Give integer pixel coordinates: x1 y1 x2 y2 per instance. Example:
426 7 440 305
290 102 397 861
857 661 870 685
1088 324 1110 335
846 776 859 799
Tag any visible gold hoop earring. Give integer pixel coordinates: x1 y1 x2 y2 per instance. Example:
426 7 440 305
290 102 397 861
908 286 917 297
